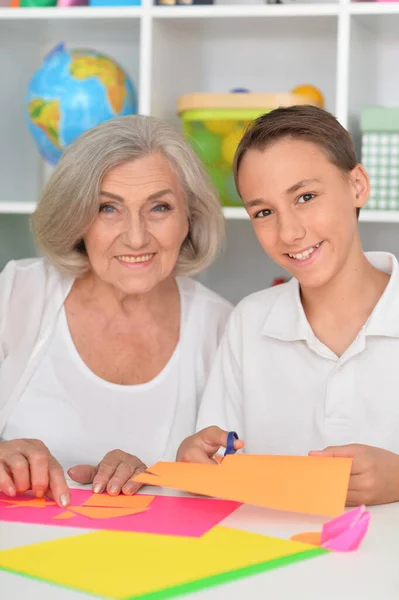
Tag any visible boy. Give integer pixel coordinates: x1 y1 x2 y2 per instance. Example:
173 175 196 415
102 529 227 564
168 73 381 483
178 105 399 507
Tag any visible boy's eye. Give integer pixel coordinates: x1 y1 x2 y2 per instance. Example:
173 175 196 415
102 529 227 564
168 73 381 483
254 209 272 219
298 193 315 204
99 203 116 214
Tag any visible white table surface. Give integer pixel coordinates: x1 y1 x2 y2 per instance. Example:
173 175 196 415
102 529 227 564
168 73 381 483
1 479 398 600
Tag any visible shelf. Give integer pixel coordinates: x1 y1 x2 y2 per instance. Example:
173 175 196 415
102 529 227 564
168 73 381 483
223 207 247 220
222 207 399 223
350 2 399 16
360 210 399 223
4 3 399 22
0 4 340 20
151 15 337 124
0 203 36 214
152 4 339 19
349 5 399 36
0 9 141 41
0 6 143 19
2 3 399 22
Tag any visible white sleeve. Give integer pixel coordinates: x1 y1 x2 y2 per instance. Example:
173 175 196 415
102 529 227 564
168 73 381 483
0 261 16 364
195 309 243 436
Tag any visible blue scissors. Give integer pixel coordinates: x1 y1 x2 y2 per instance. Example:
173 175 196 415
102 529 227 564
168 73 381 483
224 431 239 457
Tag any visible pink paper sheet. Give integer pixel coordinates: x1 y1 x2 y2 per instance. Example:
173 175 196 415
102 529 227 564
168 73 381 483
0 490 241 538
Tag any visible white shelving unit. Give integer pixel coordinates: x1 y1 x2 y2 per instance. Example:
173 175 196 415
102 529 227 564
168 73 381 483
1 0 399 302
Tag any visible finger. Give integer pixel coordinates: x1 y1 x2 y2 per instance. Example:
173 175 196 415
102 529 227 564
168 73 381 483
122 479 144 496
202 427 239 454
48 458 70 508
0 463 16 496
176 428 242 464
346 489 368 506
67 465 98 485
92 455 119 494
107 462 139 496
309 445 358 458
233 440 244 451
45 488 54 501
26 450 49 498
348 473 370 492
309 446 363 474
122 465 148 495
5 454 31 493
180 447 219 465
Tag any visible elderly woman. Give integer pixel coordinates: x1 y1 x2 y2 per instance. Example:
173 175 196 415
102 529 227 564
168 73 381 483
0 115 232 507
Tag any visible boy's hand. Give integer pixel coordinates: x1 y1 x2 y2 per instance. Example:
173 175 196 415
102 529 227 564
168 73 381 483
309 444 399 506
177 426 244 464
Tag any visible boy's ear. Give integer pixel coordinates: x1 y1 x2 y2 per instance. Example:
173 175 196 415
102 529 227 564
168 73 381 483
349 164 370 209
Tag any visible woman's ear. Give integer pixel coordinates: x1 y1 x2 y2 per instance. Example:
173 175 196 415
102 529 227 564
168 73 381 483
349 164 370 210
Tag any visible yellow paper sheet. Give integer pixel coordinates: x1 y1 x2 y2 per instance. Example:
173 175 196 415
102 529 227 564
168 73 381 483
135 454 352 517
0 526 321 599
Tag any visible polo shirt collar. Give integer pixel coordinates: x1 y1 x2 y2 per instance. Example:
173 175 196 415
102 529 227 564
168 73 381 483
363 252 399 338
261 251 399 343
261 277 311 342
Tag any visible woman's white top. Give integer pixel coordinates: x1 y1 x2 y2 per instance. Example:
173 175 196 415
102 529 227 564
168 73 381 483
196 252 399 456
0 258 232 469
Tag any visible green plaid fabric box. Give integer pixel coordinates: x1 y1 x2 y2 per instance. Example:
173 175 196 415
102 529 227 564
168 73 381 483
361 107 399 211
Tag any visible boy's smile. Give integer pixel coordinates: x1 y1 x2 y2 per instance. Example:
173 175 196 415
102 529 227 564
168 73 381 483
286 241 323 265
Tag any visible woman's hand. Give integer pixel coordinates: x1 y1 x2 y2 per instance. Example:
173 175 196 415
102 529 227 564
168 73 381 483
309 444 399 506
68 450 147 496
0 439 70 507
177 426 244 464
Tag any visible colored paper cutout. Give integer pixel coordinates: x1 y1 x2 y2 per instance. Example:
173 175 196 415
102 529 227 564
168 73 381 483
0 526 327 599
321 505 370 551
66 506 150 520
290 532 322 545
135 454 352 517
82 494 153 509
53 510 76 520
0 492 149 522
0 498 54 509
0 490 240 537
290 505 371 552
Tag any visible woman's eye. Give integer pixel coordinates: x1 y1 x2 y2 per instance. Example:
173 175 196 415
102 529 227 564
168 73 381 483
254 209 272 219
99 203 116 214
152 203 171 213
298 193 315 204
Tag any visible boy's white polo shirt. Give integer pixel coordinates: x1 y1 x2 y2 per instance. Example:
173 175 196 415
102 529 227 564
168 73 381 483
196 251 399 455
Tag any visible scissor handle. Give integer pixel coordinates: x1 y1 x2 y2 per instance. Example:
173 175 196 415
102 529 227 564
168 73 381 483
224 431 239 457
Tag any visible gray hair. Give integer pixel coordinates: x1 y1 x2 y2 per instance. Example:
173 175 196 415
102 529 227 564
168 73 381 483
31 115 225 278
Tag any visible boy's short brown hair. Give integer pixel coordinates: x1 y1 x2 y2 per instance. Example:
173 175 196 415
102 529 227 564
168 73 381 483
233 105 360 217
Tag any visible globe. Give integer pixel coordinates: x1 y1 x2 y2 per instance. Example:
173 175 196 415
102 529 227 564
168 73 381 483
25 43 137 165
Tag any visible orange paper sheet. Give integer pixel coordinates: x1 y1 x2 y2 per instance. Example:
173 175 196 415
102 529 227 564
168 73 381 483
135 454 352 517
